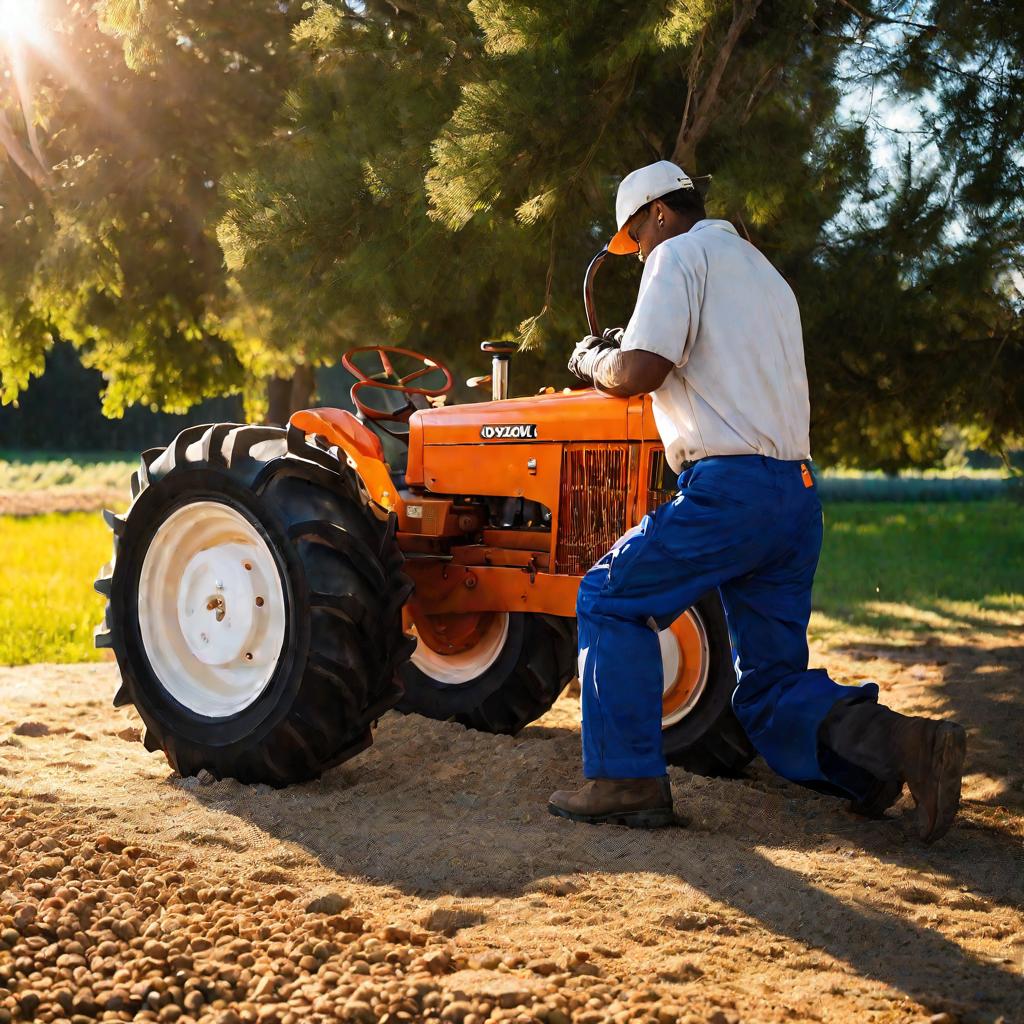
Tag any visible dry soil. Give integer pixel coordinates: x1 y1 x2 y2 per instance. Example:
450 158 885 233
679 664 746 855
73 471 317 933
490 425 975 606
1 629 1022 1024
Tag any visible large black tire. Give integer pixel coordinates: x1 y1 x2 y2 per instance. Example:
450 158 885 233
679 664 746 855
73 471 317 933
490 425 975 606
662 592 754 776
397 613 577 734
94 422 414 786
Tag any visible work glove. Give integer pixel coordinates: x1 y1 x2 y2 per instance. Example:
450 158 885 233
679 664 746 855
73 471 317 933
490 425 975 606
568 330 622 385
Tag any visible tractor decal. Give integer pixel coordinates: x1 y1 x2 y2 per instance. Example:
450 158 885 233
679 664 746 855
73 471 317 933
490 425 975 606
480 424 538 439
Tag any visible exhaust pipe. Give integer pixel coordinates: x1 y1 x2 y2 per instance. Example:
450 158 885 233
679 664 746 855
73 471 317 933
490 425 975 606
480 341 518 401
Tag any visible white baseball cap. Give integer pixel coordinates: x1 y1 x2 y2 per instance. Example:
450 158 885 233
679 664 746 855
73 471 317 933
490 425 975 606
609 160 700 255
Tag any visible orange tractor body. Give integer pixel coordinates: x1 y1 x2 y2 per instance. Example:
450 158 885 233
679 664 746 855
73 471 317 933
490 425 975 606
293 390 669 621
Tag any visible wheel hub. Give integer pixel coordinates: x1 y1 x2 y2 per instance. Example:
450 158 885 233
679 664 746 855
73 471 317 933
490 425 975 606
407 609 510 685
177 542 262 666
660 608 710 728
138 501 287 718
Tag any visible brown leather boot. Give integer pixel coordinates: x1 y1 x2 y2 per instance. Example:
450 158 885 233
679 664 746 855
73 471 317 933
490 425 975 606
821 701 967 843
849 776 905 819
548 776 677 829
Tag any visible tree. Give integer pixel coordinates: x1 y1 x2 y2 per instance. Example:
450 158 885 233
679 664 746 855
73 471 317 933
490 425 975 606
421 0 1024 468
0 0 303 419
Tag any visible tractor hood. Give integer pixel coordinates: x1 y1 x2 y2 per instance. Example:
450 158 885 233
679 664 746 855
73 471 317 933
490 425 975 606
404 388 657 493
410 388 634 447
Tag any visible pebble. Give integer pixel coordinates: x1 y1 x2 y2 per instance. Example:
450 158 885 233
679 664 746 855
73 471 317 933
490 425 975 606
13 721 49 737
0 800 825 1024
304 892 351 915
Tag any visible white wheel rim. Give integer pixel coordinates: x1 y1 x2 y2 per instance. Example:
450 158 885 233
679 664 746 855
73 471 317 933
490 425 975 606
660 608 711 728
410 613 510 685
138 501 287 717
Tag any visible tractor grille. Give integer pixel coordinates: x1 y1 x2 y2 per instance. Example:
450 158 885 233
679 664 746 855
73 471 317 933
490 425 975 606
647 447 678 510
555 444 631 575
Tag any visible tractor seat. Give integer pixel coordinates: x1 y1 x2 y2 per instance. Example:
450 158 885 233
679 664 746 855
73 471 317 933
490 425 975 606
356 412 409 485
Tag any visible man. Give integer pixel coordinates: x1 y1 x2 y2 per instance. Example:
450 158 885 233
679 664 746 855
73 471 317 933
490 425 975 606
548 160 967 843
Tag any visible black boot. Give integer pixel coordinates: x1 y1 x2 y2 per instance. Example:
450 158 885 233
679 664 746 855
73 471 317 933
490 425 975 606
820 700 967 843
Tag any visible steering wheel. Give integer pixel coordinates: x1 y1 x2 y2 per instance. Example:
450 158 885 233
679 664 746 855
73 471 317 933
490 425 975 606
342 345 454 428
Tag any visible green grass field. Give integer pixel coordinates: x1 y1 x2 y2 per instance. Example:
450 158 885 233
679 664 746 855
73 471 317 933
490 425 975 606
0 502 1021 666
0 513 114 665
810 502 1023 637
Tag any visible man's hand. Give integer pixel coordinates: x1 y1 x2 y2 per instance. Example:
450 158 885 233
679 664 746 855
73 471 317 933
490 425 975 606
568 333 617 385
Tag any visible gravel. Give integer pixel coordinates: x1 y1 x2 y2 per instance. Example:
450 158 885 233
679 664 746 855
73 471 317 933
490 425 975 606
0 807 693 1024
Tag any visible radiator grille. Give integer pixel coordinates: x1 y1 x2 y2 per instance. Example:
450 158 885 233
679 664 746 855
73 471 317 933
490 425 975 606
647 447 677 511
555 444 630 575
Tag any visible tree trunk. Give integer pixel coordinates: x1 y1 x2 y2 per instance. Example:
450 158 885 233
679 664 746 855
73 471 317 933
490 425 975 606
265 366 316 426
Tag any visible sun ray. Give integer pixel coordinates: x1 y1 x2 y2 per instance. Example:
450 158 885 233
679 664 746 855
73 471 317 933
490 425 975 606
0 0 45 46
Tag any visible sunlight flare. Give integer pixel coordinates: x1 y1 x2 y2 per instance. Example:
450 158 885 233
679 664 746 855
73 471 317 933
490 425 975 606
0 0 45 46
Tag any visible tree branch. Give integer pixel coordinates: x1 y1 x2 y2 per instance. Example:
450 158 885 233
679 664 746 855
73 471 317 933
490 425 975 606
672 0 763 168
834 0 937 34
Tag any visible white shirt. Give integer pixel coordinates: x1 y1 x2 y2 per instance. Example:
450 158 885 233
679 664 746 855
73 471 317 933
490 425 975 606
621 219 811 473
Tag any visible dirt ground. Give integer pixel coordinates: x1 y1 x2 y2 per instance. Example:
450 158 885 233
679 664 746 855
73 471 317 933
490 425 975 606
1 628 1022 1024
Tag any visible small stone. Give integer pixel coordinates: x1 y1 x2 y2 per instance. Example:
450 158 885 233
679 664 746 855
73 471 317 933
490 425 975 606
305 892 351 915
707 1013 739 1024
497 990 532 1010
422 951 452 975
14 721 49 737
441 1002 474 1023
671 912 709 931
116 726 142 742
929 1015 957 1024
527 959 558 976
17 993 41 1016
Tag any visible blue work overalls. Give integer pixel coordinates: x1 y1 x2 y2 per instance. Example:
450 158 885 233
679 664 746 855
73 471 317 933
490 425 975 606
576 454 878 799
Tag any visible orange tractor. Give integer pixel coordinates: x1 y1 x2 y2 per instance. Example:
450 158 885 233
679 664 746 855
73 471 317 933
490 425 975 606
94 253 753 786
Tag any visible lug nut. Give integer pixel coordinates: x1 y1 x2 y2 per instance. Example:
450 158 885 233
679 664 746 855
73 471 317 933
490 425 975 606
244 652 253 661
243 562 253 571
255 596 264 607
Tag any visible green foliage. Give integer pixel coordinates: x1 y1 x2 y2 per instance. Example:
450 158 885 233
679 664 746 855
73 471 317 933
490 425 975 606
0 454 133 491
0 1 303 415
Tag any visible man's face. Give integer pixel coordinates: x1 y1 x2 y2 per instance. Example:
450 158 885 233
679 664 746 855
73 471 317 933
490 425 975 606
626 204 657 263
627 199 693 262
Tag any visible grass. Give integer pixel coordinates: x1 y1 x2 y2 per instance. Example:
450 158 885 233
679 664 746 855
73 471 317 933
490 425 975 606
0 502 1021 666
812 501 1024 638
0 513 113 665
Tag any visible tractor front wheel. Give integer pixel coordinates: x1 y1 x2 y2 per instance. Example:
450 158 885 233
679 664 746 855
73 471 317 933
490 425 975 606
397 612 577 734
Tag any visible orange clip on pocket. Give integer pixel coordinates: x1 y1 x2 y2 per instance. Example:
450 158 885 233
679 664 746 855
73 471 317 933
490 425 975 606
800 463 814 488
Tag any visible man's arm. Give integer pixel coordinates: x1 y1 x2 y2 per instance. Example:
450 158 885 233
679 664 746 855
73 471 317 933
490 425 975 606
594 348 674 397
568 336 674 396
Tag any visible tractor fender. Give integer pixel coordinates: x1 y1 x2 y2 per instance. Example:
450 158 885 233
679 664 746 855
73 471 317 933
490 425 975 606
289 408 403 515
